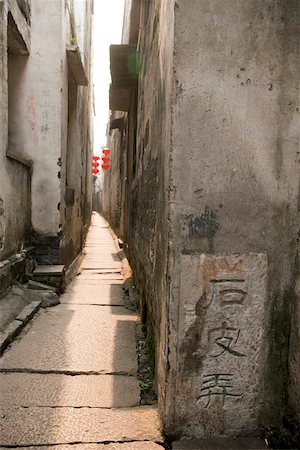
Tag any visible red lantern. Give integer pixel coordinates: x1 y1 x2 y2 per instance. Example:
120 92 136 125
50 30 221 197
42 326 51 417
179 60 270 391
102 156 110 164
102 164 110 170
92 161 99 168
92 155 100 161
102 147 110 156
92 168 99 175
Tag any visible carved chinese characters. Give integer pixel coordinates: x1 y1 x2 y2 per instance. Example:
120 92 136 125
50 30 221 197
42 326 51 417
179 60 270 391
176 254 268 436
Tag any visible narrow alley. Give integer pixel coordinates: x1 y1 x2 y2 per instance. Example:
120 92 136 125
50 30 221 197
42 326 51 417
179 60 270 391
0 212 162 449
1 0 300 448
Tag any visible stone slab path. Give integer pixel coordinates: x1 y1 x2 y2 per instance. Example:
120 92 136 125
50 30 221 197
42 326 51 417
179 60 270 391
0 212 163 450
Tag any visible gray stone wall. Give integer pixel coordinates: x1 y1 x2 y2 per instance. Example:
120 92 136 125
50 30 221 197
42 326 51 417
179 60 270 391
103 0 175 424
59 0 93 267
123 0 174 417
169 0 300 436
0 0 93 278
0 0 32 267
103 0 300 439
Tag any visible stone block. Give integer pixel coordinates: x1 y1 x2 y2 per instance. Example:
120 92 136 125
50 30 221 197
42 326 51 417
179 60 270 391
15 301 41 324
0 320 23 354
0 331 10 354
33 265 65 276
176 253 268 436
25 289 60 308
11 444 163 450
0 373 140 408
40 292 60 308
0 305 139 374
0 406 162 446
27 280 57 292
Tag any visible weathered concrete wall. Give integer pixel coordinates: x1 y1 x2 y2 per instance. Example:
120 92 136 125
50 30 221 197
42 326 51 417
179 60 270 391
103 0 175 425
103 0 300 439
169 0 300 437
131 0 175 427
114 0 174 409
8 0 63 238
59 0 93 266
0 0 32 265
1 0 93 273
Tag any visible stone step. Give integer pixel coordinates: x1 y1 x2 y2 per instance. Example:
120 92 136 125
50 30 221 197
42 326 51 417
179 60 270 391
31 265 65 290
33 265 65 276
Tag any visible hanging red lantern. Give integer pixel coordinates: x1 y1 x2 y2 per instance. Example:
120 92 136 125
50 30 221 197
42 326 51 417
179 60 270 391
92 168 99 174
92 161 100 168
102 156 110 163
102 163 110 170
102 147 111 156
92 155 100 161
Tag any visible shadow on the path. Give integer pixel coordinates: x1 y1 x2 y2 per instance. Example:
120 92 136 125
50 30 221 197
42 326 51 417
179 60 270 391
0 212 161 447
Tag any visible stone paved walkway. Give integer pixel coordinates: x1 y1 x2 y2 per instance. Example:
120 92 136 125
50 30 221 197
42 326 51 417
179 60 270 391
0 212 163 450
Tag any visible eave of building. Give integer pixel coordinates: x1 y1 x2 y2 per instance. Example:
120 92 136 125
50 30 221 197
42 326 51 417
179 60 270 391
67 44 89 86
8 0 31 55
109 44 137 111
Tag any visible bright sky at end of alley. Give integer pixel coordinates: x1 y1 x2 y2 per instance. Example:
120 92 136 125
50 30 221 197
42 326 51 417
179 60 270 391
93 0 125 155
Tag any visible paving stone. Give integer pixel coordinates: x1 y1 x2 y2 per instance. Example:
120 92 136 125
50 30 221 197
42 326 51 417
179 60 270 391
82 255 121 261
4 441 164 450
0 373 140 408
89 213 109 227
172 437 268 449
0 304 138 374
83 250 121 259
77 273 123 280
81 261 122 270
81 268 122 274
84 245 118 250
3 443 164 450
74 278 123 285
60 283 125 305
0 406 162 446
